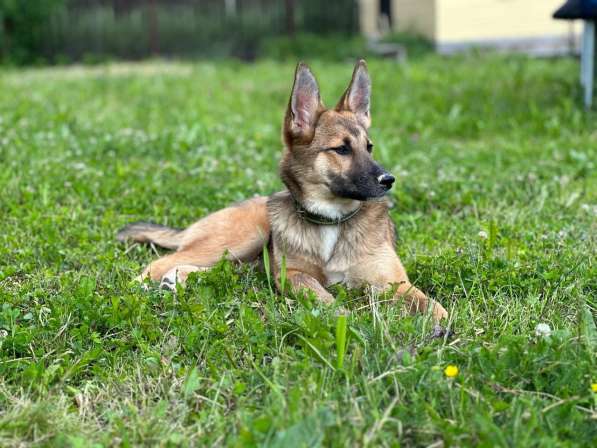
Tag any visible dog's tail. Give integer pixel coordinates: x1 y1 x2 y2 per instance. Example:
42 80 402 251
116 221 184 250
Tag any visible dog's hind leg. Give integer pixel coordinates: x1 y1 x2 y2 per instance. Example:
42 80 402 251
135 196 270 282
135 251 205 283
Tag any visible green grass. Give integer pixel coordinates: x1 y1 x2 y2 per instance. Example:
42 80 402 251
0 55 596 447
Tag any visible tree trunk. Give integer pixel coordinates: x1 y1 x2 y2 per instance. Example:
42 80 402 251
2 16 14 61
285 0 296 37
148 0 160 55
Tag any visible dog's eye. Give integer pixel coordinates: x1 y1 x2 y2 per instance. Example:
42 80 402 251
332 145 351 156
366 142 373 153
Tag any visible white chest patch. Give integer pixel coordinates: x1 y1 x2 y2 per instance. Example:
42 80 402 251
318 225 340 262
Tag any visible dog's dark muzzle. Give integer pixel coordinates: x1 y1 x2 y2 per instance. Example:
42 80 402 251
329 163 396 200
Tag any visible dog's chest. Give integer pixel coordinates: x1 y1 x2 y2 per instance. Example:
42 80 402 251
268 192 388 287
317 226 340 262
314 226 352 286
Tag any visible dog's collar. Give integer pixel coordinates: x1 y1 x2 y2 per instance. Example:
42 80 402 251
293 198 363 225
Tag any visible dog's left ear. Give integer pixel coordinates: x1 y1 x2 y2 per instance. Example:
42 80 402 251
336 59 371 128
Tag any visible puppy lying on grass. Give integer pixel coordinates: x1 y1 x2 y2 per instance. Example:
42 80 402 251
118 60 448 322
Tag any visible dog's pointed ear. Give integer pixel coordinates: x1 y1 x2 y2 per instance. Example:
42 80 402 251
336 59 371 128
284 62 323 144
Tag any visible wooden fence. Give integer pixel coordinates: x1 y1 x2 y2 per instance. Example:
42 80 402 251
1 0 359 62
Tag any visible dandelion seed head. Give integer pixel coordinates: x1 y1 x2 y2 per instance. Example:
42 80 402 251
535 323 552 337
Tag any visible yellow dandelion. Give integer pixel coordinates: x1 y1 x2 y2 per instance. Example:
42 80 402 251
591 383 597 393
444 365 459 378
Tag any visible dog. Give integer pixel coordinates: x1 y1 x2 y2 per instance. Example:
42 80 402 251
117 60 448 321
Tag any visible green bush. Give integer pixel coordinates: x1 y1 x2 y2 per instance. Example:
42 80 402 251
42 4 283 62
381 31 434 57
0 0 65 64
259 33 372 61
0 1 365 65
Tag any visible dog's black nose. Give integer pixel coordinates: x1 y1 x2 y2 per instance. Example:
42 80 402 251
378 173 395 188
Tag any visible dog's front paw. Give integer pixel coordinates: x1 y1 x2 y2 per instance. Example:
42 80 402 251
431 301 448 321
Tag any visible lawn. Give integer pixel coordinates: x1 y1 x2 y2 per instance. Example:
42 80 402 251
0 55 596 447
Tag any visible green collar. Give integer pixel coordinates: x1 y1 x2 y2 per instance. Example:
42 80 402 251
293 198 363 225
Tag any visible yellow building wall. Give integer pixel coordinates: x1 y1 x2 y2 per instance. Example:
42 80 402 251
435 0 576 43
392 0 436 39
393 0 579 44
359 0 380 37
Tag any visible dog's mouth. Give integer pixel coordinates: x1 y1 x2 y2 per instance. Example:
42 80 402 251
330 186 390 201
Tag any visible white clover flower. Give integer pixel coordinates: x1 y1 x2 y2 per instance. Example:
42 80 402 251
535 323 552 337
580 204 597 215
71 162 87 171
478 230 488 240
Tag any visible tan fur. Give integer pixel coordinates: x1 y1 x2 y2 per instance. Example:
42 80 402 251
267 192 442 318
119 61 448 321
133 196 269 281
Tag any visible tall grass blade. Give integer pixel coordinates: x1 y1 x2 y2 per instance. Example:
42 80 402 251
262 243 273 296
280 253 287 295
336 313 348 370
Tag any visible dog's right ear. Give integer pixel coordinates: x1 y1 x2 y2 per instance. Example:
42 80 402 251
284 62 323 144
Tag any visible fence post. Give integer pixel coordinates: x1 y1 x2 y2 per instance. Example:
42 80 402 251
285 0 296 37
581 20 595 109
148 0 160 55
